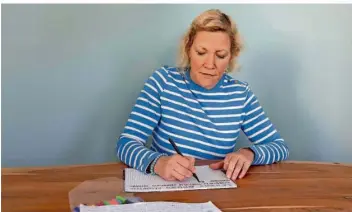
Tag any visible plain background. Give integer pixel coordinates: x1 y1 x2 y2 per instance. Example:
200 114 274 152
2 4 352 167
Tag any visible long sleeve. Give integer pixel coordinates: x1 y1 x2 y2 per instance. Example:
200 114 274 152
116 68 167 173
241 85 289 165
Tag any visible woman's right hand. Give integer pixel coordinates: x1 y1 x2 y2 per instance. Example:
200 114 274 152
153 155 196 181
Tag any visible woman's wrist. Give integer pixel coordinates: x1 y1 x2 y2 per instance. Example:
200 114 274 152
150 154 167 175
239 148 255 162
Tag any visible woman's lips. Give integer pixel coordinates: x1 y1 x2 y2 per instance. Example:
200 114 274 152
200 72 215 76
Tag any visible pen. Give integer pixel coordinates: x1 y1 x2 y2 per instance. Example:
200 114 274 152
168 138 200 182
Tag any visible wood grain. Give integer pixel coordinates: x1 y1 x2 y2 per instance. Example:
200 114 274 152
2 160 352 212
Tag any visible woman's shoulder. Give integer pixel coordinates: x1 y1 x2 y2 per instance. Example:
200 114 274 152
144 65 184 90
223 74 250 90
150 65 179 76
149 65 185 82
155 65 182 75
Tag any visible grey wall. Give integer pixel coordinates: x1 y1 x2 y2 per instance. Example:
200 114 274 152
2 4 351 167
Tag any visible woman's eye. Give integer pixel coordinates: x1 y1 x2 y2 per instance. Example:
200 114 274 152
217 55 226 59
196 51 205 56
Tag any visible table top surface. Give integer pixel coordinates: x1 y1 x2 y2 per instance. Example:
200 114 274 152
2 160 352 212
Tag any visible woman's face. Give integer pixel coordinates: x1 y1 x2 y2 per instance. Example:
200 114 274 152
189 31 231 89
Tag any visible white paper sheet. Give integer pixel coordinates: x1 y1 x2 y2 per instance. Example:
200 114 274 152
79 201 222 212
124 165 237 192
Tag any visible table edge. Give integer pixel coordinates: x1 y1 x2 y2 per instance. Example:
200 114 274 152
2 160 351 173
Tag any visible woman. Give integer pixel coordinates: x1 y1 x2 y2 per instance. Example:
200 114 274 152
116 9 289 182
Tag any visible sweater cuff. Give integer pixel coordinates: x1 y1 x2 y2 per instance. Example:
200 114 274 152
141 151 167 174
248 145 264 165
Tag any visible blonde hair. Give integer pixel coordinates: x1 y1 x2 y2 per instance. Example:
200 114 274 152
177 9 242 72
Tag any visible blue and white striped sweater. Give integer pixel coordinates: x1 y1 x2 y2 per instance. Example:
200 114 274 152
116 66 289 173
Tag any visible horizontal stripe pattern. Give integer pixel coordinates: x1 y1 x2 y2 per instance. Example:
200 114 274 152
116 66 289 173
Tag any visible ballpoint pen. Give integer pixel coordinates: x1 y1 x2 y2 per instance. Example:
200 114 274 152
168 138 200 182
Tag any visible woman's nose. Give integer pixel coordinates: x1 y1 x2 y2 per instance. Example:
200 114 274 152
204 54 215 69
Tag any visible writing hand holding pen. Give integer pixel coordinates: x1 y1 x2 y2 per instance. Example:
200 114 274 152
168 138 200 182
152 138 198 182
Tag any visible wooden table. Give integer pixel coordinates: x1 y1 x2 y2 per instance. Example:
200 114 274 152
2 160 352 211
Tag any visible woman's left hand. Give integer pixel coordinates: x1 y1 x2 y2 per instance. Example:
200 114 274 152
209 148 255 181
